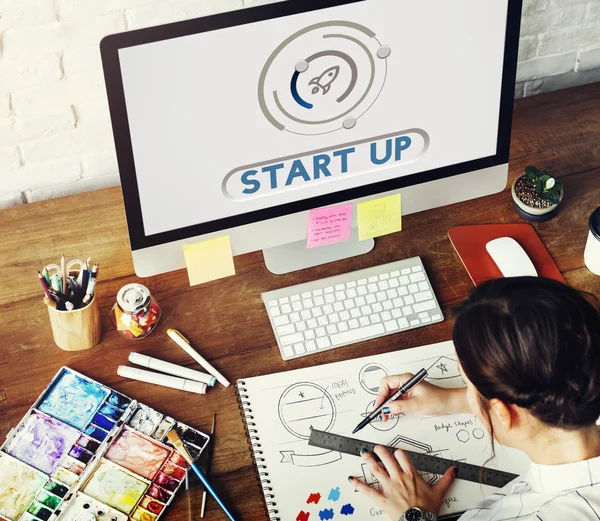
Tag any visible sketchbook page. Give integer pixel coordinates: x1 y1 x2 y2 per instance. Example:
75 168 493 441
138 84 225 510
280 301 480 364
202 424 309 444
240 341 531 520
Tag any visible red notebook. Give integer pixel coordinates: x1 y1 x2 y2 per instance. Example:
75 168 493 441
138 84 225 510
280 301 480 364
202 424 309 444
448 224 565 286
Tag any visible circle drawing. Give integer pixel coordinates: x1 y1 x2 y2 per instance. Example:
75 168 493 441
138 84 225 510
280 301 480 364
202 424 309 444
258 21 390 135
359 363 389 395
278 383 336 440
473 428 485 439
364 400 399 431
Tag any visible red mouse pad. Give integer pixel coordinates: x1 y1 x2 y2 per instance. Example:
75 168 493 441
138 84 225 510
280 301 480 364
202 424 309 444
448 224 565 286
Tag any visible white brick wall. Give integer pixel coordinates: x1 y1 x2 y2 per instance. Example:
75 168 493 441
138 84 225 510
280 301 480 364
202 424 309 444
0 0 599 209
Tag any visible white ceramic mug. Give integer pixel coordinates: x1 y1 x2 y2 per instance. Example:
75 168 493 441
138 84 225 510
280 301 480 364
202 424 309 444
584 207 600 276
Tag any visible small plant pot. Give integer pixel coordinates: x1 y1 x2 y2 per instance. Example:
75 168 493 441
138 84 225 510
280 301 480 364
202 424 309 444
511 175 563 222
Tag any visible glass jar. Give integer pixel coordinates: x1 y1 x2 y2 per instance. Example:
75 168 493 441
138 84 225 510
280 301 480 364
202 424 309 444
111 283 161 339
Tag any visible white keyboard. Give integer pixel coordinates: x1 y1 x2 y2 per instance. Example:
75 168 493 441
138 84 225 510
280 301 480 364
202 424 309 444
262 257 444 360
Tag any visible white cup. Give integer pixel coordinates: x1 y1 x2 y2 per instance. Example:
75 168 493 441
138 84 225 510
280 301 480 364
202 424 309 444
584 207 600 276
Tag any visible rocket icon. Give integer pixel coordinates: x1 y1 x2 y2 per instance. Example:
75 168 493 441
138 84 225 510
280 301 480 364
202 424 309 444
309 66 340 95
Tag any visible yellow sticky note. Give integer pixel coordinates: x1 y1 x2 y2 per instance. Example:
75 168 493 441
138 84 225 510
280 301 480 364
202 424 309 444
183 235 235 286
357 194 402 241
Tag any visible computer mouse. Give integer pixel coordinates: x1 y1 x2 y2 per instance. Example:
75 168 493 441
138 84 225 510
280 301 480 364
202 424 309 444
485 237 538 277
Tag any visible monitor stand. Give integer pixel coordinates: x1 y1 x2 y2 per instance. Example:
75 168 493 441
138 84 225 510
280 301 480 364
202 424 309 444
263 228 375 275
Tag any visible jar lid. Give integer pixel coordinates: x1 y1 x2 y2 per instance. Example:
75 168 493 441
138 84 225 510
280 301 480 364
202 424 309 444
117 283 151 314
590 207 600 241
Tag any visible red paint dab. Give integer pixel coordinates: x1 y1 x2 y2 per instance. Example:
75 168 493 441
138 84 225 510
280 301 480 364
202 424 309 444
297 511 310 521
307 493 321 504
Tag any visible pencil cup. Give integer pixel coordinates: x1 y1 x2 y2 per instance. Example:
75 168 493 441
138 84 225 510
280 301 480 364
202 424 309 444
47 296 102 351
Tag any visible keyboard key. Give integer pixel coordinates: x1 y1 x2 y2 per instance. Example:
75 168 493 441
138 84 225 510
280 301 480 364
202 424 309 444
393 297 404 308
357 286 368 296
418 312 429 319
376 291 387 302
303 299 314 308
357 278 368 285
432 313 442 321
372 303 383 313
301 292 311 299
281 304 292 314
301 309 312 320
412 265 423 272
273 315 290 326
399 317 409 328
391 270 400 277
306 340 317 352
314 296 325 306
347 288 358 298
405 295 415 305
387 289 399 299
335 291 346 300
350 308 361 318
279 297 290 304
389 278 400 288
399 275 410 285
291 295 301 302
313 289 323 296
323 304 334 314
344 300 355 309
290 312 301 322
398 286 409 296
418 281 429 291
370 314 382 324
349 319 360 329
270 306 281 317
333 302 344 312
335 284 345 291
355 296 366 306
305 330 316 340
340 310 350 321
330 324 385 346
368 276 378 283
368 283 378 293
378 281 390 290
379 273 390 280
327 324 338 335
415 291 433 302
421 316 432 323
402 305 414 315
359 316 370 326
280 332 304 345
282 345 294 358
401 268 411 275
297 321 307 331
277 324 295 336
330 313 340 323
312 307 323 317
413 300 437 312
410 272 426 282
325 293 336 304
317 337 331 349
410 319 420 327
408 284 419 294
361 305 372 315
318 316 328 326
267 300 278 307
384 320 399 332
292 301 302 312
316 327 326 337
338 321 349 332
324 286 334 294
293 343 306 355
346 281 357 288
381 311 392 321
307 319 318 328
383 301 393 311
392 309 403 319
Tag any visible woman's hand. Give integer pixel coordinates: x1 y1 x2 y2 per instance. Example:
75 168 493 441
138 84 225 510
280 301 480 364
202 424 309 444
350 445 457 519
375 373 469 420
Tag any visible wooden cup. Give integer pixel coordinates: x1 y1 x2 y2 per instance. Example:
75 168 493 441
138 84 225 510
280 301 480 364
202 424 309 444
47 296 102 351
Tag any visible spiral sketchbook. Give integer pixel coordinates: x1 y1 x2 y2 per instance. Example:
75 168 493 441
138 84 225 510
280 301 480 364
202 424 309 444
236 341 530 521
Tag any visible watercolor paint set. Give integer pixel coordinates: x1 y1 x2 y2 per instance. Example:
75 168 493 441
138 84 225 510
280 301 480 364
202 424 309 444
0 367 210 521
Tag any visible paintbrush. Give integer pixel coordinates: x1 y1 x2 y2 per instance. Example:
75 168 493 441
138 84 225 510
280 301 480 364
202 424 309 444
166 430 237 521
201 413 217 517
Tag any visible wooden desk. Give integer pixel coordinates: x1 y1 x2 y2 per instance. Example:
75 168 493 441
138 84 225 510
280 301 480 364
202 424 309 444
1 83 599 520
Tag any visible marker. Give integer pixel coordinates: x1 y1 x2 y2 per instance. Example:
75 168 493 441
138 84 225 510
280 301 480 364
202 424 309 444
61 254 66 296
167 329 230 388
82 264 98 304
128 352 216 386
352 368 428 434
117 366 208 395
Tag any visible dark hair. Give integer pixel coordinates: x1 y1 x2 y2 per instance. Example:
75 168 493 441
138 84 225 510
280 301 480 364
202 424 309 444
453 277 600 433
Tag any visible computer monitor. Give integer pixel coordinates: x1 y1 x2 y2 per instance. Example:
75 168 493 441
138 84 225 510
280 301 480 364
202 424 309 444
101 0 521 277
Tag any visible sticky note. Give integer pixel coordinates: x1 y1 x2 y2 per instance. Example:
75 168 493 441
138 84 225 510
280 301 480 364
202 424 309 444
307 204 353 248
357 194 402 240
183 235 235 286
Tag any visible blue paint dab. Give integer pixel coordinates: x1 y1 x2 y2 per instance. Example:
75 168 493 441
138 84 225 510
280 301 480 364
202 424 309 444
340 504 355 516
318 508 334 521
328 487 341 502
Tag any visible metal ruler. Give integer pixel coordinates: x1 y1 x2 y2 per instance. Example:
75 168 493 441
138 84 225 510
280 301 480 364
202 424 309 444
308 429 518 488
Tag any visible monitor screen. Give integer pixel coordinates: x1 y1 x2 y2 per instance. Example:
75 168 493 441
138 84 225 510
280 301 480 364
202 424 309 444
103 0 517 249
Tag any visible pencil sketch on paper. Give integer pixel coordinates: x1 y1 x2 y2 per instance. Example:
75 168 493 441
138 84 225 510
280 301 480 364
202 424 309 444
425 356 461 381
361 400 405 432
358 363 389 395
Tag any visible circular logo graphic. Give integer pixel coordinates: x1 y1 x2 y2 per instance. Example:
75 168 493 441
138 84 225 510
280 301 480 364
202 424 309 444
258 21 390 135
359 363 389 395
278 382 336 439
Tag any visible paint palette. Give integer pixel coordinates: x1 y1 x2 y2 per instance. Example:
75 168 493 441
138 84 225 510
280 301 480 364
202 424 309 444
0 368 210 521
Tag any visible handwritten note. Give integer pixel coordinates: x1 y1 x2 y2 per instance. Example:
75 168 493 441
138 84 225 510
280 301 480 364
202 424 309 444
183 235 235 286
357 194 402 241
307 204 353 248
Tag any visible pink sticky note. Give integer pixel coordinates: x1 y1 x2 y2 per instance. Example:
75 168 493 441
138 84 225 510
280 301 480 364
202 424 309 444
307 204 353 248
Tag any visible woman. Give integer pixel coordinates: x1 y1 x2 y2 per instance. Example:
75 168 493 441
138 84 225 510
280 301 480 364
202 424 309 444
350 277 600 520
